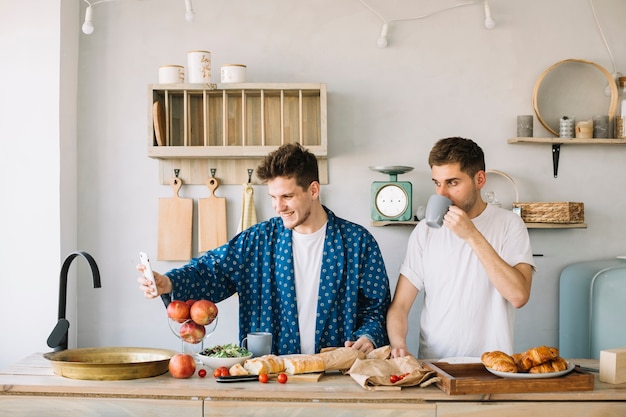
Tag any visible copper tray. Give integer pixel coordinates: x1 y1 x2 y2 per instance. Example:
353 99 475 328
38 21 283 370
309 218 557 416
423 361 594 395
44 347 178 380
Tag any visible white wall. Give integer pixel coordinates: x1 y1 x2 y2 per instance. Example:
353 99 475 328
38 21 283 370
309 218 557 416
2 0 625 370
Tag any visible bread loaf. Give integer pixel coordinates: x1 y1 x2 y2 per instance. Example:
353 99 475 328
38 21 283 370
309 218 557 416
229 363 249 376
243 355 285 375
283 354 325 375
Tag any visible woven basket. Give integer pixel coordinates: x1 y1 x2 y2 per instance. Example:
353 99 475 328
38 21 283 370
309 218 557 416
512 202 584 223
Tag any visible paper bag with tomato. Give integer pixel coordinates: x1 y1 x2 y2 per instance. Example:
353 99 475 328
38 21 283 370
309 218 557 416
347 355 439 390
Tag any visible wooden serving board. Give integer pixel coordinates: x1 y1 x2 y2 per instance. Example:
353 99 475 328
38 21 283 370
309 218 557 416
198 177 227 252
157 177 193 261
424 362 594 395
269 372 323 382
153 100 165 146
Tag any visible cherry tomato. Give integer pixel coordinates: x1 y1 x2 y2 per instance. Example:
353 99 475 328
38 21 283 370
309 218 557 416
219 367 229 377
198 369 207 378
258 373 269 383
277 373 288 384
389 374 400 384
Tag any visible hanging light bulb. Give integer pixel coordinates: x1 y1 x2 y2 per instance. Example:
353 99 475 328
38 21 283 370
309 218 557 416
185 0 195 22
377 23 389 48
82 5 94 34
483 0 495 30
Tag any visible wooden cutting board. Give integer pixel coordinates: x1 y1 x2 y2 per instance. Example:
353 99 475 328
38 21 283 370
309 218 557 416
153 100 165 146
157 177 193 261
198 177 227 252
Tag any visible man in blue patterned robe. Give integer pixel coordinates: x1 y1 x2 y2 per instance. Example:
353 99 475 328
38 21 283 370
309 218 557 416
139 143 390 355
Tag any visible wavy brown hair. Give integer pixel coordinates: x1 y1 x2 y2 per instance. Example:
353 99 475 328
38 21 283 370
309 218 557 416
428 137 485 178
256 142 319 190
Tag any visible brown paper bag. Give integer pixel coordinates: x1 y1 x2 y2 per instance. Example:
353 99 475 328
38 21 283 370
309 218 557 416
347 355 439 390
317 347 365 372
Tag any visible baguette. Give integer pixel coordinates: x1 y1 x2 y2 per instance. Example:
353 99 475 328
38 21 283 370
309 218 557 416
229 363 249 376
283 354 325 375
243 355 285 375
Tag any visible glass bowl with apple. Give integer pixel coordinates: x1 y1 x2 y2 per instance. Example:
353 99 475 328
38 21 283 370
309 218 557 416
167 299 219 359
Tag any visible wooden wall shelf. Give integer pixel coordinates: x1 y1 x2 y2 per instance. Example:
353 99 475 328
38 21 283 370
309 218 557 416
508 137 626 177
372 220 587 229
148 83 327 185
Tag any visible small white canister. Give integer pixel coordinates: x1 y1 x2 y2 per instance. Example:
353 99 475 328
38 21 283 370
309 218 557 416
158 65 185 84
221 64 247 83
187 50 211 83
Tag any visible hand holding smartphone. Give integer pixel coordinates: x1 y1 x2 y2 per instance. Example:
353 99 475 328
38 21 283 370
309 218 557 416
139 252 158 296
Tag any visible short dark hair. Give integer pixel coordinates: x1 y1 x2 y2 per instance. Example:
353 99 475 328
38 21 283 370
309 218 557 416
428 137 485 178
256 142 319 189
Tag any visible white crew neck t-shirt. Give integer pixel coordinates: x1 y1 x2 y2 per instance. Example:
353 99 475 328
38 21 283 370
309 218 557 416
400 204 534 359
292 223 326 354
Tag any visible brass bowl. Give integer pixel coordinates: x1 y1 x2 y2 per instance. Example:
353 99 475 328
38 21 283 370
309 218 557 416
43 347 178 380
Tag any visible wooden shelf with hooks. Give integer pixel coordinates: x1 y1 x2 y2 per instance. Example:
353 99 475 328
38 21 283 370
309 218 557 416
148 83 328 185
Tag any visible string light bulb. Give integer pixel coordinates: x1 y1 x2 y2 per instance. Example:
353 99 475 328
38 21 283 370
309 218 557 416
82 5 94 34
184 0 195 22
377 23 389 48
483 0 496 29
81 0 196 35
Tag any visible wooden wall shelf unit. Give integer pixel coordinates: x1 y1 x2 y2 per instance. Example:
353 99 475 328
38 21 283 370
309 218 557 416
148 83 327 185
507 137 626 178
372 220 587 229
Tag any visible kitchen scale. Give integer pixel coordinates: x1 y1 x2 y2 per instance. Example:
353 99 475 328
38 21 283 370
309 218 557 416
369 166 413 221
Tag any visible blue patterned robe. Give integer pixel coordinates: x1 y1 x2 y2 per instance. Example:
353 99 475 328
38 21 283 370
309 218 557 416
165 207 391 354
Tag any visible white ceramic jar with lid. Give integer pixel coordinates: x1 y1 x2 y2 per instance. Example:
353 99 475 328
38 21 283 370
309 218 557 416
187 50 211 83
158 65 185 84
221 64 247 83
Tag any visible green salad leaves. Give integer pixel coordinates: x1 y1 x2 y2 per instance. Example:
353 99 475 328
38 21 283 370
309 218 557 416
200 343 251 358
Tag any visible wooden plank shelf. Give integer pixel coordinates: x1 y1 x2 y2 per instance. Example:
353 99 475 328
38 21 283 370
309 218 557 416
508 137 626 144
372 221 587 229
508 137 626 177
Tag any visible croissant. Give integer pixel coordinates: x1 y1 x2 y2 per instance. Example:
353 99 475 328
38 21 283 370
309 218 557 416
520 345 559 369
481 351 517 373
529 356 568 374
511 353 531 373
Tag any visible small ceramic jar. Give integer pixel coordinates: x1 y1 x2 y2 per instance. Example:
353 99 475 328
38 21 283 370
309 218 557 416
221 64 247 83
158 65 185 84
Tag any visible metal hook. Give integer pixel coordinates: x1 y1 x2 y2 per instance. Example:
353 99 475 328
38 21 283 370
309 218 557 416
247 169 253 183
210 168 217 178
174 169 180 178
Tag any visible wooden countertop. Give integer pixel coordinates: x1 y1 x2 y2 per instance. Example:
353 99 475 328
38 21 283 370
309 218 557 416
1 354 625 403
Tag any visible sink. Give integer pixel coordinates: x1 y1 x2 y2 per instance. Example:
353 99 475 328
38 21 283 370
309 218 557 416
43 347 178 380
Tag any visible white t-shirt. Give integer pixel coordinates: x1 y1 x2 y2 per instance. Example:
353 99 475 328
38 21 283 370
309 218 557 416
399 204 534 359
292 223 326 354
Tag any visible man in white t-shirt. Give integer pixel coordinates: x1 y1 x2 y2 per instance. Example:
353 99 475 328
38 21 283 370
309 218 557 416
387 137 535 359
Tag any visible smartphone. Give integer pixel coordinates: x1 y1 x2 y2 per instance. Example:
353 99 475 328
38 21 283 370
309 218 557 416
139 252 158 296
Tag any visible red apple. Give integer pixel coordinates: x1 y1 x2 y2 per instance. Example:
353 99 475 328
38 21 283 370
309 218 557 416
168 353 196 379
179 320 206 343
185 299 196 308
190 299 218 325
167 300 190 323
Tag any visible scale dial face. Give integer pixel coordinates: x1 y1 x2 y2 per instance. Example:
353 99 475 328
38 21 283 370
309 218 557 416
374 184 409 218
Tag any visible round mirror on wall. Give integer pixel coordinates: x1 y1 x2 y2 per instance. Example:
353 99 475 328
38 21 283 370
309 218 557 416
532 59 618 137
